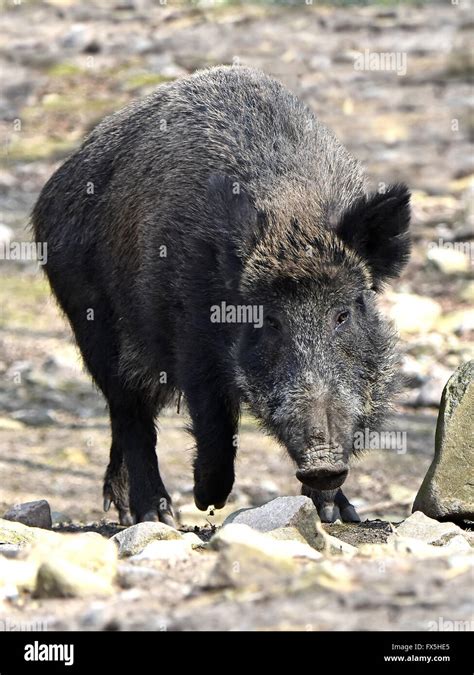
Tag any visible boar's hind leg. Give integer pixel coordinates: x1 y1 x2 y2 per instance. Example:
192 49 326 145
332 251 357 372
107 398 174 526
54 291 172 525
185 382 239 512
302 486 360 523
103 437 132 526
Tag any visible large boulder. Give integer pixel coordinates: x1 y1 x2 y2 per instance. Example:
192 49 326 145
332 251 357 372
413 361 474 523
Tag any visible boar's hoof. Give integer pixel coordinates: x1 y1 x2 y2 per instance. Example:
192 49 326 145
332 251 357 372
302 486 360 523
141 509 160 522
129 509 176 527
103 494 134 527
194 495 227 512
119 510 135 527
103 465 134 525
136 505 176 527
193 473 232 512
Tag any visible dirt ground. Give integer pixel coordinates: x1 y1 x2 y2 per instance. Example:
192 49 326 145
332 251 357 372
0 0 473 631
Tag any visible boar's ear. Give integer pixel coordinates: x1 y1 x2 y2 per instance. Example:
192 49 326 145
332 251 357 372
207 173 264 286
335 184 411 290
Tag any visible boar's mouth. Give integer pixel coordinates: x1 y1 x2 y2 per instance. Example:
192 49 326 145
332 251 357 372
295 444 349 491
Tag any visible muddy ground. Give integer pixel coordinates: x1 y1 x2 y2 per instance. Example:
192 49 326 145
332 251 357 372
0 0 473 630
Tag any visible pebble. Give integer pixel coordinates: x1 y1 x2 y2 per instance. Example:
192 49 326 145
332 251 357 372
111 521 183 558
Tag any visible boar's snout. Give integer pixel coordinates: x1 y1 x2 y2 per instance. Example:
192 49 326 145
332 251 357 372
296 464 348 491
295 444 349 491
292 404 351 490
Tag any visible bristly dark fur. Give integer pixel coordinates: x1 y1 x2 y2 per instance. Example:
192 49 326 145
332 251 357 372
31 66 411 523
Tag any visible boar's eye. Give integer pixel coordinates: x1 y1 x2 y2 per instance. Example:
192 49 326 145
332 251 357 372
334 310 350 330
264 315 281 332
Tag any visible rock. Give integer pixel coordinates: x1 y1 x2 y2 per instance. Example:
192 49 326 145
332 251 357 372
358 537 471 560
223 496 321 548
129 540 192 562
427 246 471 274
0 544 21 558
391 536 472 558
207 525 357 593
413 361 474 523
35 560 114 598
443 535 472 554
386 293 442 334
389 511 472 546
2 527 121 597
265 526 308 544
111 522 182 558
447 553 474 574
266 525 356 557
210 524 322 562
3 500 52 530
11 409 55 426
0 558 38 594
33 532 117 598
207 525 302 589
0 518 58 548
32 531 117 573
181 532 204 548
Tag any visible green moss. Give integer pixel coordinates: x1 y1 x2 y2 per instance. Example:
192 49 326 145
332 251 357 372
123 72 174 91
0 525 34 547
5 136 77 163
39 93 119 114
46 62 87 78
0 274 58 331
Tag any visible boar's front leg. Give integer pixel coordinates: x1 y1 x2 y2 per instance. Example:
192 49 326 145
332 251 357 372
185 380 239 512
302 485 360 523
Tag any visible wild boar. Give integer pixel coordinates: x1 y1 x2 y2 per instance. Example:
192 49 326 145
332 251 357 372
32 66 410 524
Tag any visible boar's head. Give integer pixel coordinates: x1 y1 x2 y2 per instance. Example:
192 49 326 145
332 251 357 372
209 174 411 491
